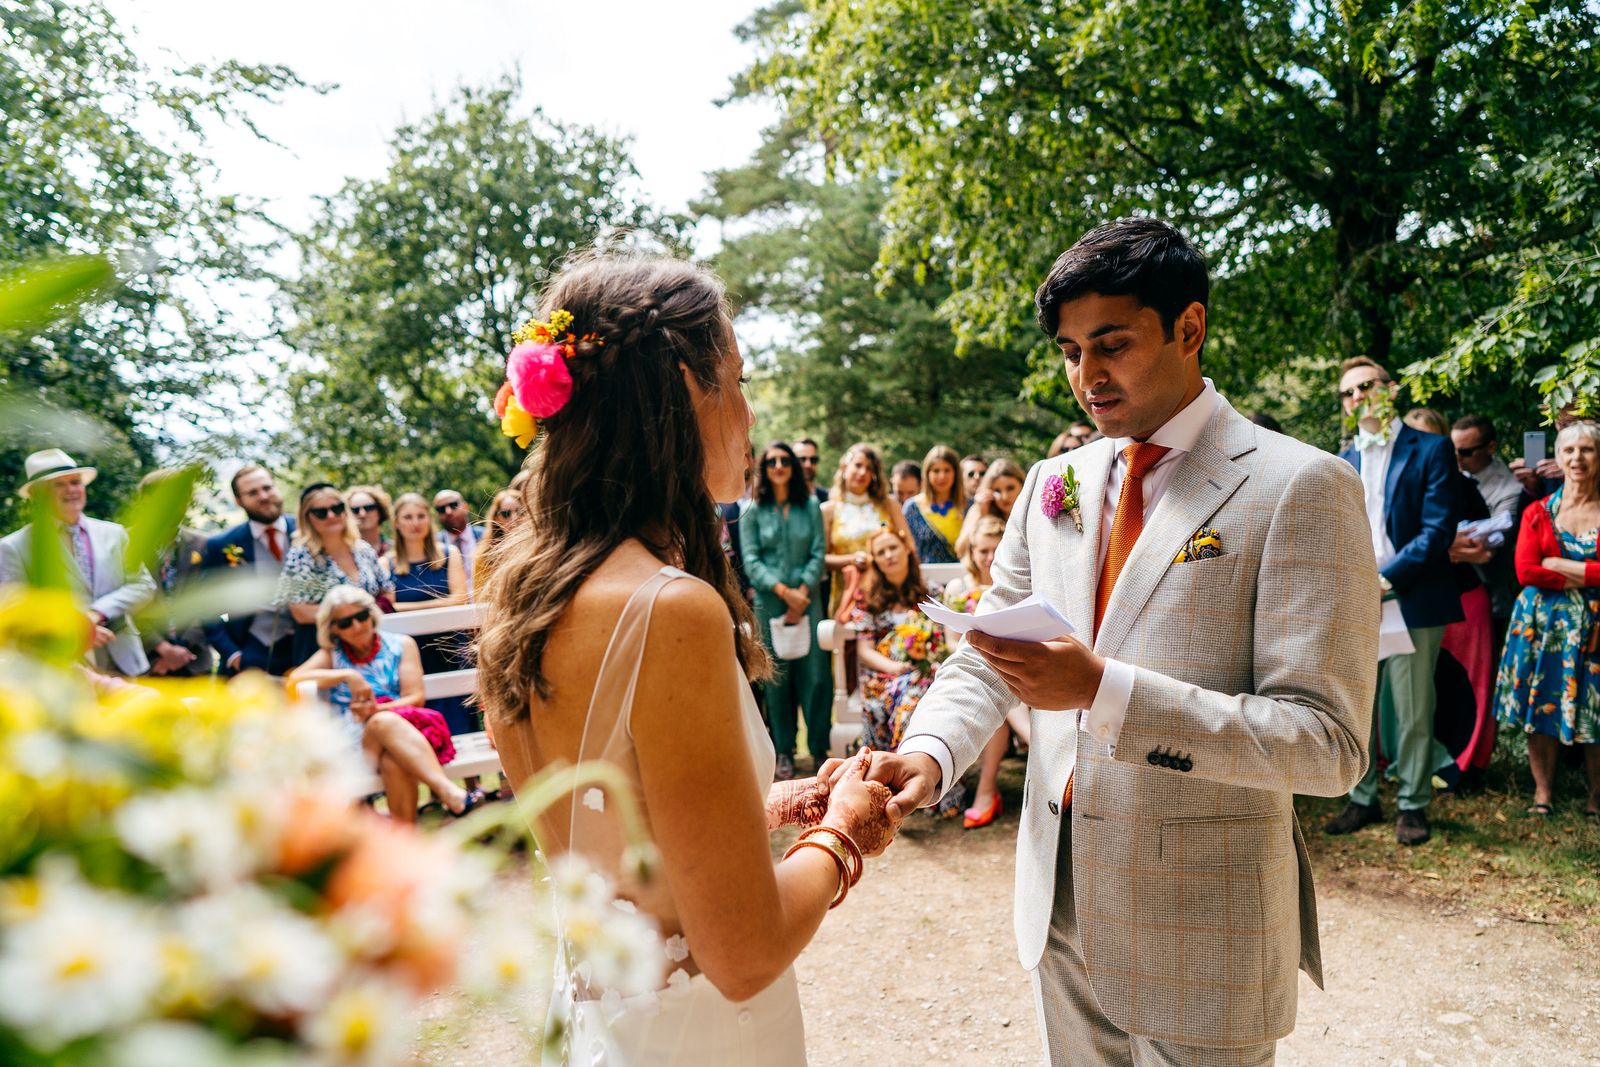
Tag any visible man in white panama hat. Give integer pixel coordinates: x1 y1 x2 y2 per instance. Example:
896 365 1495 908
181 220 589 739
0 449 156 675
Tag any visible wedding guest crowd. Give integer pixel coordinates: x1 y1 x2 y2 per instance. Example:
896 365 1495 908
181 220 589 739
10 376 1593 834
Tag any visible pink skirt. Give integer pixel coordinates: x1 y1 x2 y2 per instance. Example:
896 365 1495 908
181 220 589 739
375 699 456 765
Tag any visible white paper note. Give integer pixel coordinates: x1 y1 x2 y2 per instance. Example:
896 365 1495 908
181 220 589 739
918 592 1076 643
1377 599 1414 661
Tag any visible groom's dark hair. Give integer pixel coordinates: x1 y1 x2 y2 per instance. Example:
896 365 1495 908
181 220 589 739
1035 218 1209 348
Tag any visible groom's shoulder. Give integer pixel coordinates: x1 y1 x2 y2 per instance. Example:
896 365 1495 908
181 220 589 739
1245 426 1357 492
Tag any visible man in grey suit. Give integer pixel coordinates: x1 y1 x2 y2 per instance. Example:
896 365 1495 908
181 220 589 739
868 220 1380 1064
0 449 156 675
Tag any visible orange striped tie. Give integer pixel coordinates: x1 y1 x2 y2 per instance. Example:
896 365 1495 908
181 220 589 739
1065 441 1170 813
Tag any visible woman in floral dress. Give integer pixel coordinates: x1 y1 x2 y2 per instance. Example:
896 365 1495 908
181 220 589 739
851 526 962 815
1495 421 1600 816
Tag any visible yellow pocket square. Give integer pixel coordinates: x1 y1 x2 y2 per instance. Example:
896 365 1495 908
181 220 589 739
1174 526 1224 564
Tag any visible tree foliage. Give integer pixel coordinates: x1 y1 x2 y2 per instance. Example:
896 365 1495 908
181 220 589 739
697 125 1063 464
283 80 669 508
0 0 308 529
737 0 1600 446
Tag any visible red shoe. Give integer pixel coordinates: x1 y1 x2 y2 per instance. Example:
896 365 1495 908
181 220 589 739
963 793 1002 829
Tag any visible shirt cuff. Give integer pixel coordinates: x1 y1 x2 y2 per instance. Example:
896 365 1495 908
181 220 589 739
1081 657 1134 753
895 734 954 808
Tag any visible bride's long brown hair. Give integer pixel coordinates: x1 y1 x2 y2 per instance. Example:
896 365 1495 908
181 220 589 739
475 253 770 725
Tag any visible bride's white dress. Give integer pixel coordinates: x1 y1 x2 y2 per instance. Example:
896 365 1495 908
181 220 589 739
536 566 808 1066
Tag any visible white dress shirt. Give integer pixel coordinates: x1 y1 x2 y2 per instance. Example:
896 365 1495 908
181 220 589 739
902 380 1222 795
1470 457 1522 520
1357 419 1401 570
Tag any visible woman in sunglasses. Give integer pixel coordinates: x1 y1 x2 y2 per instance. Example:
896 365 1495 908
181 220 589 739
287 585 486 821
346 484 394 558
473 489 527 596
274 483 393 665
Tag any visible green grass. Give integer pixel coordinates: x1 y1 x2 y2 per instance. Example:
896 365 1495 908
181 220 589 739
1296 727 1600 942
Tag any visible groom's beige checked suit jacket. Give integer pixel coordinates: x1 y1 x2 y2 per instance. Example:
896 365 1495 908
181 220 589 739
901 398 1379 1048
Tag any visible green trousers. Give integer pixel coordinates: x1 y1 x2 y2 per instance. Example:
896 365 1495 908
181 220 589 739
755 597 833 764
1350 624 1448 812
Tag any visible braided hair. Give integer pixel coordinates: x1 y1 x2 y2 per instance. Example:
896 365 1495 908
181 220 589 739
475 252 771 722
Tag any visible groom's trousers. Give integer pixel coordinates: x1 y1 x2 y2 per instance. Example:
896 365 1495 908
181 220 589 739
1030 817 1276 1066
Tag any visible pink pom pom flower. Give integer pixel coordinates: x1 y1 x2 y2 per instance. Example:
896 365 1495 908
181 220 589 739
1039 474 1066 519
507 341 574 419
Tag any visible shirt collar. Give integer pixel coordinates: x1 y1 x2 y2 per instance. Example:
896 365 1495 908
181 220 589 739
1108 378 1220 458
249 517 288 540
1355 417 1403 451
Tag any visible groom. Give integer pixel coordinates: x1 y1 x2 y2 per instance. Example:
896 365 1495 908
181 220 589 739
871 219 1380 1064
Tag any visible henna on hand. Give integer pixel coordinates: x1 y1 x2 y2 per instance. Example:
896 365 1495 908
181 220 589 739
766 777 831 831
821 748 900 856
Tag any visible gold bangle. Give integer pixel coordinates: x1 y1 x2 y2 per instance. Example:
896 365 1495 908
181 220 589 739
783 837 849 908
800 826 863 886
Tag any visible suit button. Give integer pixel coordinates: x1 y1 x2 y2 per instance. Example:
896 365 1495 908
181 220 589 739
1048 800 1060 816
1179 758 1193 772
1147 751 1161 766
1160 756 1174 768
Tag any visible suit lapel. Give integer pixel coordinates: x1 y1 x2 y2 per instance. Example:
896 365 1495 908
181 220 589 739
1094 403 1254 656
238 523 257 564
1058 441 1112 637
1383 428 1415 516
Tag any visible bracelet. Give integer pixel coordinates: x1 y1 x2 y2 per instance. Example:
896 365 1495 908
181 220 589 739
783 838 850 909
800 825 863 886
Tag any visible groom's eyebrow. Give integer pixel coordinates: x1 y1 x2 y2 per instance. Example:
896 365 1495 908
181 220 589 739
1055 322 1130 345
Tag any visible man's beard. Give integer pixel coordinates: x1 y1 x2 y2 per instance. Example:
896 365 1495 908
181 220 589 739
244 504 282 525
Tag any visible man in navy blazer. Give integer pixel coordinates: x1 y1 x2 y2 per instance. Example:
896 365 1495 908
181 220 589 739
1326 357 1462 845
201 464 298 675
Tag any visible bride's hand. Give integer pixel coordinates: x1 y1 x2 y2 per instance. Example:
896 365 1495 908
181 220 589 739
821 748 899 857
765 777 829 831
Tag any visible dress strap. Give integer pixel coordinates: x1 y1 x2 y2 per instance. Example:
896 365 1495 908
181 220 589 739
574 567 693 761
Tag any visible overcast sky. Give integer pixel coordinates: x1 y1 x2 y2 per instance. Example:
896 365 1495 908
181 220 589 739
108 0 775 234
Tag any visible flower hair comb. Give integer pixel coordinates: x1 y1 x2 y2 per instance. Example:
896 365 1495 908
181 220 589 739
494 308 603 446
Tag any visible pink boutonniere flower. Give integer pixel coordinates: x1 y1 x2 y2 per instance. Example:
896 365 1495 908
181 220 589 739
1039 467 1083 533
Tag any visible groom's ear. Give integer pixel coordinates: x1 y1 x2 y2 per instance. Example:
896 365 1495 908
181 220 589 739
1177 301 1207 361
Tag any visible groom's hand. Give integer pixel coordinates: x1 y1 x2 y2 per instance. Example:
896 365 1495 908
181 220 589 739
862 750 941 822
966 631 1105 711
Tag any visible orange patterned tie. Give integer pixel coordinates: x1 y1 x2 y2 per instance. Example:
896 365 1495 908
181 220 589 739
1066 441 1170 813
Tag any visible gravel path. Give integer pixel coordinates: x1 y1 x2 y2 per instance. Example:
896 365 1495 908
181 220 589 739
421 808 1599 1065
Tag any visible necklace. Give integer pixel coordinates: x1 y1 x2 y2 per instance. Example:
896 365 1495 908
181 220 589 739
928 497 954 516
341 637 380 665
841 489 872 506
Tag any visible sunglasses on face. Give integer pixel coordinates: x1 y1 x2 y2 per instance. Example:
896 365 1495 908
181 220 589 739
331 608 371 630
1339 378 1388 400
349 503 381 516
307 502 346 520
796 456 819 466
764 457 794 469
435 501 462 514
1455 443 1490 459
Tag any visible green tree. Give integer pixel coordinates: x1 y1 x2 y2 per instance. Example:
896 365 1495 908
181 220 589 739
738 0 1600 445
0 0 308 529
283 80 669 507
697 126 1063 463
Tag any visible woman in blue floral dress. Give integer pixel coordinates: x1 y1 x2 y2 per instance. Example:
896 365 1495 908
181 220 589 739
1494 421 1600 816
850 526 962 815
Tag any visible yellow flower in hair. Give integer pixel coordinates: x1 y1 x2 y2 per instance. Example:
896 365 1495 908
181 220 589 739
547 309 573 336
499 391 538 448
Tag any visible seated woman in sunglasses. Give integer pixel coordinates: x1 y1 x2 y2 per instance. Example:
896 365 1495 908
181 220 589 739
273 483 394 665
287 585 486 821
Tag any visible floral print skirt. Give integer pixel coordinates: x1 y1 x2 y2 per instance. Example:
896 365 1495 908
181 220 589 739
1494 584 1600 745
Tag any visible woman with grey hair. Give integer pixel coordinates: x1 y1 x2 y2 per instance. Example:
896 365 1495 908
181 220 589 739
1495 420 1600 817
287 585 487 821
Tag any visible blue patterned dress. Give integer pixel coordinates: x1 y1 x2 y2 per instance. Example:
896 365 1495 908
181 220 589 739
1494 489 1600 745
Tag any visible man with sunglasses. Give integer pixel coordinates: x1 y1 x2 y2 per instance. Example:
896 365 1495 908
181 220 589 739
432 489 484 579
1327 357 1462 846
792 438 828 503
201 463 298 676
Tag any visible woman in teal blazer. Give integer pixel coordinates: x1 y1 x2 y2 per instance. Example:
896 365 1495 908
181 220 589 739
741 441 831 779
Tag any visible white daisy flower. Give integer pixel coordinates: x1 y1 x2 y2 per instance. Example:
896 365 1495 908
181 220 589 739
300 973 414 1067
0 875 162 1048
179 885 341 1017
115 786 278 892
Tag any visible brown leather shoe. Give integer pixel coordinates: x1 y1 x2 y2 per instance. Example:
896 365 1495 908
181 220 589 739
1322 801 1383 835
1396 809 1431 846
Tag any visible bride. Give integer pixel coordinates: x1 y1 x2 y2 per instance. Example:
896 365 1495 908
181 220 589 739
475 252 900 1065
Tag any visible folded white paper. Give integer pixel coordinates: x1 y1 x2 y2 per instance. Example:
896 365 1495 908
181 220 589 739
1457 511 1514 548
918 592 1076 643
